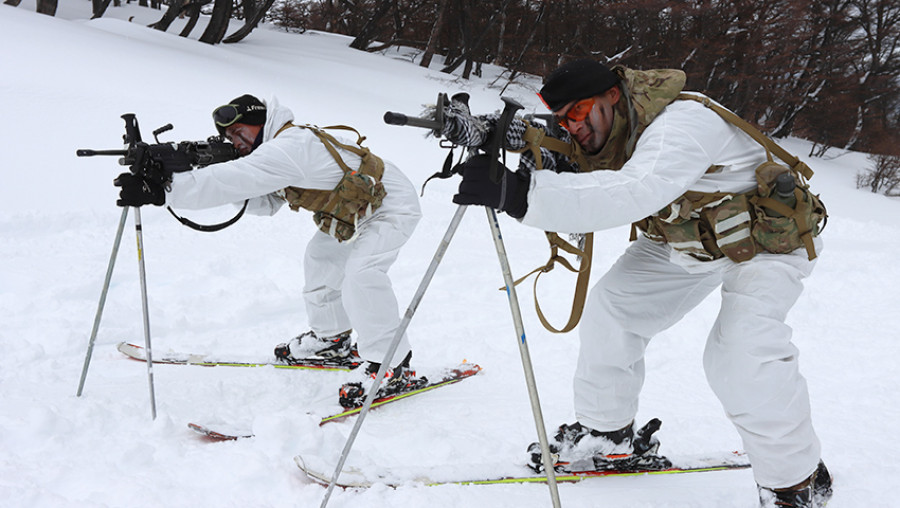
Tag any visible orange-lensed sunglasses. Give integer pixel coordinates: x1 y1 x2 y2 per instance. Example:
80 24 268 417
554 98 595 130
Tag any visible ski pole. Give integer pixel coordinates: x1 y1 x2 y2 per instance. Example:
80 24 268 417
485 207 562 508
77 206 129 397
133 207 158 420
320 204 469 508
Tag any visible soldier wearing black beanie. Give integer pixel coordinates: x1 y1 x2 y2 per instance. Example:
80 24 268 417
538 59 620 112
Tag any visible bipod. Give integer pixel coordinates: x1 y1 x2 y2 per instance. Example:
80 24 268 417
76 205 158 420
317 96 561 508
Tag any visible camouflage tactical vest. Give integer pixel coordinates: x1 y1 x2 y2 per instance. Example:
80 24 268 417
632 95 826 262
274 123 387 242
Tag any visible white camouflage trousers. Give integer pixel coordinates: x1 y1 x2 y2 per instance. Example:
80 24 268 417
576 235 822 489
302 212 419 367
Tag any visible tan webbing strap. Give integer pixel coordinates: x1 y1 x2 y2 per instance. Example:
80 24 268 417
518 123 589 172
507 122 594 333
311 130 354 173
676 94 814 181
275 123 368 173
274 123 356 212
504 232 593 334
275 122 294 137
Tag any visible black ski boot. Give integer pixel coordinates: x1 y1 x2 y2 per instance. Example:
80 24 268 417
338 352 427 409
527 418 671 473
274 330 356 363
758 460 833 508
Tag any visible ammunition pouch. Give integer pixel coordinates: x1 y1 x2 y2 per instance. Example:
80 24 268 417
635 159 827 263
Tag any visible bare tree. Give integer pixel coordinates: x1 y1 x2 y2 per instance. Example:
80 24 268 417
420 0 449 68
843 0 900 151
36 0 56 15
91 0 114 18
858 153 900 194
441 0 513 77
224 0 277 43
349 0 395 50
150 0 188 31
199 0 233 44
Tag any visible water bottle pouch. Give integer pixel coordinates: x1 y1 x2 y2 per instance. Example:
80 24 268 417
749 161 826 258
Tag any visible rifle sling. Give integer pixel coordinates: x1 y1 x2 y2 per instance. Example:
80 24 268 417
505 232 593 334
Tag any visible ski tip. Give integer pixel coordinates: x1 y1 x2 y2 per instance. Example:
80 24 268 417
294 455 333 486
453 361 482 376
116 341 146 360
187 422 253 441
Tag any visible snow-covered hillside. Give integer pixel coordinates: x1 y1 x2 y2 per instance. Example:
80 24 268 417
2 2 898 507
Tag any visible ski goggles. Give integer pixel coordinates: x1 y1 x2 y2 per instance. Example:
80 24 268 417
554 98 595 130
213 104 243 128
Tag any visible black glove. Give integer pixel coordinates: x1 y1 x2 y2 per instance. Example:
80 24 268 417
452 155 530 218
114 172 166 207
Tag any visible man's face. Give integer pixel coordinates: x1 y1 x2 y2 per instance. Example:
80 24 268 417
225 123 262 156
554 87 621 155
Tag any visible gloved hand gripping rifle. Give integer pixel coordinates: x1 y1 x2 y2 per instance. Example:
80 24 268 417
78 114 245 231
384 92 524 188
387 94 593 335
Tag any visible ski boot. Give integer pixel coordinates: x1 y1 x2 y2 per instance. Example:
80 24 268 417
527 418 671 473
758 460 833 508
274 330 357 363
338 351 427 409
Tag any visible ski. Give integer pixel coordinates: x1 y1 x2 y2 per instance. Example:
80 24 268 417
319 362 482 425
187 422 253 441
116 341 359 371
294 451 751 488
185 362 481 439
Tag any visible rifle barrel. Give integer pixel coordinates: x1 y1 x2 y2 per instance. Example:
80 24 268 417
77 149 128 157
383 112 442 131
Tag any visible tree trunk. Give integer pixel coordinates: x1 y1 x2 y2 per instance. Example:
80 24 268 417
349 0 394 50
420 0 449 68
4 0 23 6
199 0 232 44
179 2 203 37
150 0 187 31
441 0 510 75
240 0 257 20
223 0 277 43
91 0 113 18
36 0 56 15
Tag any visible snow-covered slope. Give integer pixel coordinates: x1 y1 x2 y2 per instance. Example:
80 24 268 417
1 3 897 507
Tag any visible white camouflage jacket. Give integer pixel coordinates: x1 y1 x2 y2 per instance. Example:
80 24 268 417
167 97 420 224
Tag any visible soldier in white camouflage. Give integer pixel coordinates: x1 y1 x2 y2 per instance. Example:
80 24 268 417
449 59 831 508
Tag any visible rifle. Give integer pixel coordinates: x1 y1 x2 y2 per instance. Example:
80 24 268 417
78 114 244 232
77 113 239 181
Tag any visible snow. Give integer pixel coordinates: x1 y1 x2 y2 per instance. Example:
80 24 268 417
2 2 898 507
